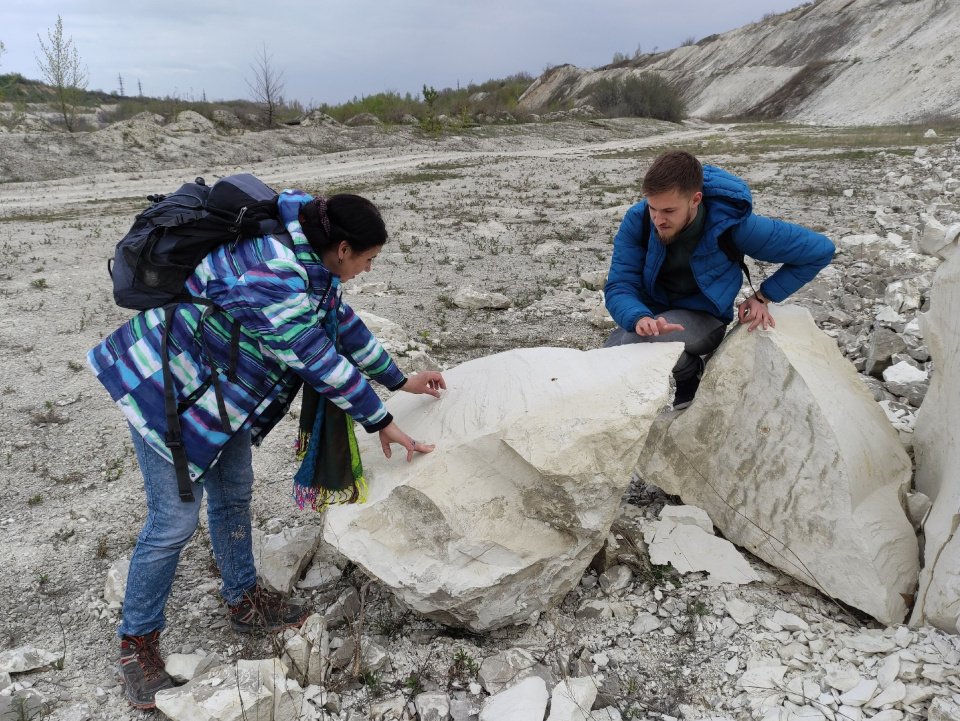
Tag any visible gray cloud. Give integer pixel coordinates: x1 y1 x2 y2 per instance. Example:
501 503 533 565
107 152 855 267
3 0 804 104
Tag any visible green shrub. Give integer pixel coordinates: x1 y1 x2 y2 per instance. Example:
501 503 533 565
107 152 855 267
588 73 685 123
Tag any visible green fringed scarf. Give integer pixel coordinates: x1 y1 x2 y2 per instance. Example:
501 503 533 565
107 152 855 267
292 314 367 511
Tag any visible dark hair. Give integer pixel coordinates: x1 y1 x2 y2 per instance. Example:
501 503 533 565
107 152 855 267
642 150 703 196
299 194 387 254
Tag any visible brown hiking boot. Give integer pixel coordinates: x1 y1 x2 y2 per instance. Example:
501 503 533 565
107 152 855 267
228 585 309 633
118 630 174 709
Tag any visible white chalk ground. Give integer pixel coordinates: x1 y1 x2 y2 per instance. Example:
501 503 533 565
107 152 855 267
0 117 958 719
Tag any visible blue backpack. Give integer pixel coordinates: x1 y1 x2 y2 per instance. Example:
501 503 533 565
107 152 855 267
109 174 289 502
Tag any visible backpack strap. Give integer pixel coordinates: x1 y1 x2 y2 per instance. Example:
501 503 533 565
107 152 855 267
161 304 196 503
717 227 756 294
160 297 237 503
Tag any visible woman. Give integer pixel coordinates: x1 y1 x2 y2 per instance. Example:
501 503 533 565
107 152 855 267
88 188 445 708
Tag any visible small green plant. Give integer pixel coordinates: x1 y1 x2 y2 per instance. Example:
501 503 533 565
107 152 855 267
67 360 83 372
28 493 44 506
359 670 383 698
405 672 424 696
30 278 47 289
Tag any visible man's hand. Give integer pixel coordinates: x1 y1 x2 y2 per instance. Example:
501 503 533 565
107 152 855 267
635 316 685 337
400 371 446 398
738 293 776 331
378 421 435 462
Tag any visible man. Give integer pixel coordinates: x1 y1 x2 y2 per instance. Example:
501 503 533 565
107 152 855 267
604 150 835 407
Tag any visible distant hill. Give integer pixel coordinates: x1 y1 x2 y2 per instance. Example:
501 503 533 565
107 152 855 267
518 0 960 126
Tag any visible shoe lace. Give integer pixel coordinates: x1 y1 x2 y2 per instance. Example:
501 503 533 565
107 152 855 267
132 635 166 681
249 586 286 612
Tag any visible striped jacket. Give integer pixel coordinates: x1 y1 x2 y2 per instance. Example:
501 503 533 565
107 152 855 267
88 200 405 482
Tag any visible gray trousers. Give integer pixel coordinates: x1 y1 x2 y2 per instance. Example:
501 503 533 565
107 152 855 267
604 308 727 381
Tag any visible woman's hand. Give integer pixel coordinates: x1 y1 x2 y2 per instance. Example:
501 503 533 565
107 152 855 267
378 421 435 462
401 371 447 398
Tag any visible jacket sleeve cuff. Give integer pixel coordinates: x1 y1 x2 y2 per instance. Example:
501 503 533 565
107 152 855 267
363 413 393 433
386 378 408 392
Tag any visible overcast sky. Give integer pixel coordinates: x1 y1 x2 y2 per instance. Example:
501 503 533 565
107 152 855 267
3 1 803 106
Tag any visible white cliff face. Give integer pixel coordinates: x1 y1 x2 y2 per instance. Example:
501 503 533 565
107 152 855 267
518 0 960 126
324 343 683 631
638 305 919 624
911 246 960 634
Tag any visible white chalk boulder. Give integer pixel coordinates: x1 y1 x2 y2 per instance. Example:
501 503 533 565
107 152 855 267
911 249 960 633
638 306 918 624
325 344 683 630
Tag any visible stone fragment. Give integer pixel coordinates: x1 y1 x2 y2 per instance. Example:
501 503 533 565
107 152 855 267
839 679 879 707
869 712 904 721
882 361 929 404
644 517 759 585
164 653 220 683
631 613 661 635
587 304 617 330
919 215 960 259
659 505 714 534
368 694 406 719
902 683 936 706
885 280 922 314
479 648 554 695
598 565 633 594
453 286 512 309
772 611 809 632
866 680 906 708
295 563 342 591
329 636 386 672
724 599 757 625
356 311 409 347
0 691 44 721
589 710 623 721
0 646 61 673
547 677 599 721
906 492 932 529
639 306 919 624
837 706 863 721
737 666 788 692
865 327 908 378
55 702 92 721
576 600 613 620
876 654 901 689
911 248 960 634
580 270 608 291
929 697 960 721
103 557 130 606
281 635 311 683
479 676 549 721
154 662 275 720
416 691 452 721
845 635 896 654
251 525 323 595
325 344 682 630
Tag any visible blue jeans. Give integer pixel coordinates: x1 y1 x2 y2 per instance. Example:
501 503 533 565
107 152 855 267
119 427 258 637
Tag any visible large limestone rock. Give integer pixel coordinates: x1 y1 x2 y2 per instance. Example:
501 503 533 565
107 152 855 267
911 250 960 633
325 344 682 630
638 306 918 624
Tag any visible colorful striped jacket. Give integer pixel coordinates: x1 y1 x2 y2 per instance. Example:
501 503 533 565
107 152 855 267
88 196 405 482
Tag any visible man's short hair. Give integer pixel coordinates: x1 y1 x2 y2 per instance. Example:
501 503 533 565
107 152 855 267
642 150 703 197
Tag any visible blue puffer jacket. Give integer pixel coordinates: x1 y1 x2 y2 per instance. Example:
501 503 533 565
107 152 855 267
605 166 835 328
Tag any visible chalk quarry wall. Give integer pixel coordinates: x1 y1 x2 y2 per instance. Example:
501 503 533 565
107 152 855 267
518 0 960 126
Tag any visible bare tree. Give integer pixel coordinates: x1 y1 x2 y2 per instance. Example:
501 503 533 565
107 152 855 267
35 16 89 132
0 40 6 68
246 44 286 126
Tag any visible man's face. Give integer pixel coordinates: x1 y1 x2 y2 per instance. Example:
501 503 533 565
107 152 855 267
647 188 702 244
